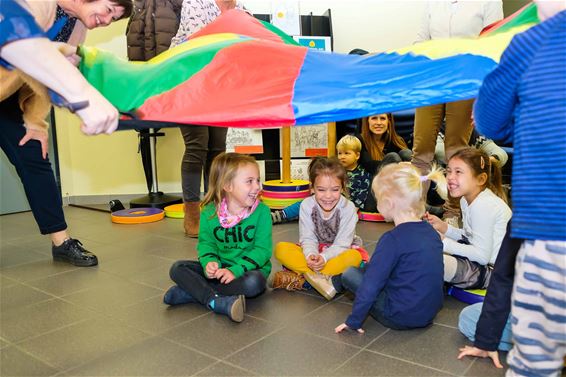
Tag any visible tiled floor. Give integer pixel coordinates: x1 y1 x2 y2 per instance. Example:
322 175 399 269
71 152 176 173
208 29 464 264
0 207 507 376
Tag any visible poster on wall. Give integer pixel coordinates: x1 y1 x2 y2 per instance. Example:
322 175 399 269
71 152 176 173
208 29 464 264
271 0 300 36
279 159 310 181
293 36 332 52
281 124 328 158
225 128 264 154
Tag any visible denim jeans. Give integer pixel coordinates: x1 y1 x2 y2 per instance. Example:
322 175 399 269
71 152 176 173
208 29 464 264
0 93 67 235
169 260 266 305
458 302 513 351
341 267 410 330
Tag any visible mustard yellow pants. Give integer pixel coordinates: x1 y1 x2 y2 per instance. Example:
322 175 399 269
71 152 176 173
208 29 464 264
274 242 362 276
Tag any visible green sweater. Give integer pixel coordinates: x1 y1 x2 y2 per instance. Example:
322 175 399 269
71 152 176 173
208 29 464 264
198 202 273 279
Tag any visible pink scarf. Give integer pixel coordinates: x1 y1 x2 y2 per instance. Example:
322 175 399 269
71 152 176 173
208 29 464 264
217 197 259 228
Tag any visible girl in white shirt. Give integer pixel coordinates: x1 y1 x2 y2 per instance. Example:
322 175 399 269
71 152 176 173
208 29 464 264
425 148 511 289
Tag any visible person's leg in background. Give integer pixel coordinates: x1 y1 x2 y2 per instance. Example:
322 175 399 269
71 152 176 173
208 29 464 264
506 240 566 377
180 125 209 237
411 103 445 197
203 126 228 193
442 99 474 223
0 94 97 266
458 303 513 351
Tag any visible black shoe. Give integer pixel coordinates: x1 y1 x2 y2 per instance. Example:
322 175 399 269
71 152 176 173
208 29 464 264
52 238 98 267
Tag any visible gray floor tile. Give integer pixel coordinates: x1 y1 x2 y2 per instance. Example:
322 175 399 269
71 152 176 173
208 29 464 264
112 296 209 335
98 253 171 278
0 274 18 288
0 283 52 313
0 244 50 268
1 298 95 343
245 289 327 324
464 354 508 377
0 346 59 377
17 316 149 370
0 338 10 349
435 296 468 328
368 324 474 375
355 221 393 244
63 337 215 376
226 328 359 376
27 268 124 297
131 264 177 290
332 349 453 376
62 279 162 315
196 361 258 376
1 260 78 283
291 301 389 348
164 313 280 358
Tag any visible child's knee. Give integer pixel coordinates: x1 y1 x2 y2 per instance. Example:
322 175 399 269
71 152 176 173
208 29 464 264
242 271 267 297
169 261 184 281
274 242 297 259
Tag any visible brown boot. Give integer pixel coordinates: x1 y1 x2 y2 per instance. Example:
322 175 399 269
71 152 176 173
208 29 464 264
184 201 200 237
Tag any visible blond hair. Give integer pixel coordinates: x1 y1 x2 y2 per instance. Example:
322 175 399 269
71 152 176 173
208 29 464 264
201 152 259 209
373 162 447 218
337 135 362 153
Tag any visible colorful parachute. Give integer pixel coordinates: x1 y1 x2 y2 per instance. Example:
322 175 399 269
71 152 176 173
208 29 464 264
79 4 538 129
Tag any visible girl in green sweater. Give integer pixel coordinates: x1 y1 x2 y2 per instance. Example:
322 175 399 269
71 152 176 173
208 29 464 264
164 153 273 323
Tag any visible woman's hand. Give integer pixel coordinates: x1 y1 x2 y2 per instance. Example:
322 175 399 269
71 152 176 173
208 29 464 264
423 212 448 234
457 346 503 368
335 323 365 334
19 128 49 159
214 268 235 284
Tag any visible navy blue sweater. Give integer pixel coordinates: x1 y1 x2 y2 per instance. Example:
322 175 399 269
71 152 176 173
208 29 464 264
345 221 444 330
474 10 566 241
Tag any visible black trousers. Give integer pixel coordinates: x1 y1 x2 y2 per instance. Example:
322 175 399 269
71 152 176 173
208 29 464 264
169 260 266 305
0 94 67 235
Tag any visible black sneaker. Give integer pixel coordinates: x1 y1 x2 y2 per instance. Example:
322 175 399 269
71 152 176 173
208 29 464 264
52 238 98 267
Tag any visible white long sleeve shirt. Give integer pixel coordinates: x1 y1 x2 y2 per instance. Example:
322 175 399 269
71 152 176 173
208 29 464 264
170 0 245 48
416 1 503 42
443 188 512 265
299 196 359 262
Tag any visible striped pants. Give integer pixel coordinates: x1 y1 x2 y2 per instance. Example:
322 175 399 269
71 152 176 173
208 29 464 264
507 240 566 377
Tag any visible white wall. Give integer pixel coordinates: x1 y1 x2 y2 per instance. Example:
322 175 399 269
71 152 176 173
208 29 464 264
57 1 425 198
244 0 425 53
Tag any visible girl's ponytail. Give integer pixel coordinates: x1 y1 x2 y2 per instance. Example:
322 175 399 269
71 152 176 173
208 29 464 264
424 164 448 201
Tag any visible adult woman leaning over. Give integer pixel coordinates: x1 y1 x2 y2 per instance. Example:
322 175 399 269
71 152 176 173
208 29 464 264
0 0 132 267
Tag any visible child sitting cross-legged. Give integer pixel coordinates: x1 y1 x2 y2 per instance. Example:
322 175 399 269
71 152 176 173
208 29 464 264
336 162 446 332
271 157 367 300
163 153 272 323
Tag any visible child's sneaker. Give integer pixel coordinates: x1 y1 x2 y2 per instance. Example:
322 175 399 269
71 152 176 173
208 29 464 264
304 273 337 300
271 210 287 224
208 294 245 322
270 270 306 291
163 285 196 305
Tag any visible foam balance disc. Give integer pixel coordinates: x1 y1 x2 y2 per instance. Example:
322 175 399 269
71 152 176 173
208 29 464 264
448 287 486 304
262 180 310 192
358 211 385 222
164 203 184 219
111 208 164 224
261 189 310 199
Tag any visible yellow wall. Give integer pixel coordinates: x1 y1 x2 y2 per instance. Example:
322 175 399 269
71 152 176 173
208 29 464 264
56 20 185 198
